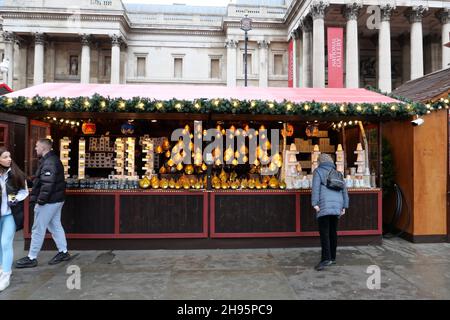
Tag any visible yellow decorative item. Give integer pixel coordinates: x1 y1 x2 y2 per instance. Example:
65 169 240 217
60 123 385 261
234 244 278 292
167 159 175 167
219 169 227 182
175 181 181 189
160 178 169 189
241 179 248 189
185 164 194 175
248 179 255 189
151 178 160 189
221 181 229 189
269 177 279 189
279 181 287 189
156 145 163 154
165 150 171 158
162 139 170 151
177 163 184 171
139 176 151 189
183 182 190 190
169 178 176 189
159 166 167 174
255 180 261 190
189 176 197 186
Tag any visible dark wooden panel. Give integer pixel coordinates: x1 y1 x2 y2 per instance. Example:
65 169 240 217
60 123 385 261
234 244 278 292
120 195 204 233
300 193 379 232
28 195 115 234
214 194 296 233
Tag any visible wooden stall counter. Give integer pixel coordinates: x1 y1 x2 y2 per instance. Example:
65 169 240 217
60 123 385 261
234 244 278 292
23 188 382 249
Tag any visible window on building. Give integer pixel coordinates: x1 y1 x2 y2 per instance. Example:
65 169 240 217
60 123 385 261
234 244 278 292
243 53 252 75
137 57 146 78
274 54 283 75
174 58 183 78
210 58 220 79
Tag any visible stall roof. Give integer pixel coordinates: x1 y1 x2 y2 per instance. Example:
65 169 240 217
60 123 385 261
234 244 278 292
5 83 400 104
392 68 450 103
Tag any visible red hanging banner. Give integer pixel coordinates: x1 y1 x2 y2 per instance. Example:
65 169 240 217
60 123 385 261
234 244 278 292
288 39 294 88
327 27 344 88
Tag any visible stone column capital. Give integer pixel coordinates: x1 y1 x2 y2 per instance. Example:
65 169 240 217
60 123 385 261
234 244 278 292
110 34 122 46
436 9 450 25
406 5 428 24
380 4 395 22
343 2 362 21
2 31 15 43
310 1 329 20
257 39 270 49
81 34 92 46
34 32 46 45
299 16 313 33
225 39 238 49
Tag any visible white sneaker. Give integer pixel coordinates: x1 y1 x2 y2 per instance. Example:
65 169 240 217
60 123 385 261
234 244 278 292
0 272 11 291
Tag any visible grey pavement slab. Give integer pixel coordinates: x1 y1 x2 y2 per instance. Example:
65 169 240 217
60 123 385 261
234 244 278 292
1 233 449 299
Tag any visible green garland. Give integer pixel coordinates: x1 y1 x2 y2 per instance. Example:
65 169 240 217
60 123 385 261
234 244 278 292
365 86 450 116
0 91 448 118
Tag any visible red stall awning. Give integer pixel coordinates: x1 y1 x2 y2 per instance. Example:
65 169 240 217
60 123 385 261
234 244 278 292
5 83 401 104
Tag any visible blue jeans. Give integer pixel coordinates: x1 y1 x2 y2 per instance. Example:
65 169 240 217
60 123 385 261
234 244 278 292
0 214 16 273
29 202 67 260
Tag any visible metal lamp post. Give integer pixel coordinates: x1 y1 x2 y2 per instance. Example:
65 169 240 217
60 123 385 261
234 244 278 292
240 13 252 87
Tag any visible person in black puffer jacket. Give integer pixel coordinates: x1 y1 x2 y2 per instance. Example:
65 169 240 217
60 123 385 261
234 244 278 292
15 139 73 269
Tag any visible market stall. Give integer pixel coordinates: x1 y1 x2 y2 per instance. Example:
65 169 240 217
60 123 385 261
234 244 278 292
0 83 417 249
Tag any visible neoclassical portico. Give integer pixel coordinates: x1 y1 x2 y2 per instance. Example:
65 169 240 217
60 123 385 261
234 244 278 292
291 1 449 92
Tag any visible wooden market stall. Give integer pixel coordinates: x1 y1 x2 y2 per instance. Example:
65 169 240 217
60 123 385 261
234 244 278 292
0 83 409 249
388 68 450 243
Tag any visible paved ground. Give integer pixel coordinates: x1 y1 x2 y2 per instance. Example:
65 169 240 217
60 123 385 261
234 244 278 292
1 232 449 300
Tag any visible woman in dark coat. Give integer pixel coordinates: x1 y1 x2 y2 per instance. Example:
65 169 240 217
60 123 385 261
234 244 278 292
311 153 349 271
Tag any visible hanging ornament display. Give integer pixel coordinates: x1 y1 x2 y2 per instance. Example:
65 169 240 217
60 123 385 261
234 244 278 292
121 120 135 135
281 123 294 137
81 121 96 135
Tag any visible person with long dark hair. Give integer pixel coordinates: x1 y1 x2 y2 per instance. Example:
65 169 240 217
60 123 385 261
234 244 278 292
0 147 29 291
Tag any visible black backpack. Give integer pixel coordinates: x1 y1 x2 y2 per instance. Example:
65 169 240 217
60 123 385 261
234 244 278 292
325 168 345 191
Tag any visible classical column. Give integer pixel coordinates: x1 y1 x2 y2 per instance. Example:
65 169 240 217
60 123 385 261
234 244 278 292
258 40 269 88
110 34 121 84
18 41 28 90
378 4 394 93
429 34 441 72
343 2 361 88
310 1 329 88
290 32 297 88
81 34 91 84
33 33 45 86
225 39 238 87
407 5 427 80
3 32 15 87
300 17 313 87
294 28 302 88
438 10 450 69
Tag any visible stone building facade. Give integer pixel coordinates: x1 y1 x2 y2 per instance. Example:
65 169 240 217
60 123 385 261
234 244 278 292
0 0 449 92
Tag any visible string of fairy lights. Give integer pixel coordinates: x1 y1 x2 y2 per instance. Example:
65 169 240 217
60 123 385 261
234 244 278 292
0 93 448 118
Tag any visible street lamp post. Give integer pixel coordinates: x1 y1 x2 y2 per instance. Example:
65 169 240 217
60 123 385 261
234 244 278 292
240 13 252 87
